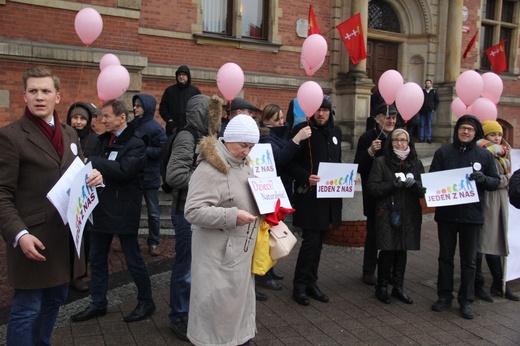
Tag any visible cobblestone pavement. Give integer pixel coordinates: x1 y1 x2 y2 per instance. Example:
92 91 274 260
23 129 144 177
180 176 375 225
1 219 520 345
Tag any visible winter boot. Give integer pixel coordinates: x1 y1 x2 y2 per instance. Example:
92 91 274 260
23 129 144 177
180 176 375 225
475 253 494 302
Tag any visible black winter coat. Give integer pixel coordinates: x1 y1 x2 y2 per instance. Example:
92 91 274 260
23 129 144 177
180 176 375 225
88 124 146 235
509 168 520 209
287 118 342 230
368 150 425 251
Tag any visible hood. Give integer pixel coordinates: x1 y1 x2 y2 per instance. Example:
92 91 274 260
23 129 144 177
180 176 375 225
131 94 157 126
310 95 335 128
453 114 484 150
185 94 223 136
176 65 192 88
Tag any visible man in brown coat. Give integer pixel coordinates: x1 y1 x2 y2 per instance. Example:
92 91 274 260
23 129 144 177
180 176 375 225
0 67 102 345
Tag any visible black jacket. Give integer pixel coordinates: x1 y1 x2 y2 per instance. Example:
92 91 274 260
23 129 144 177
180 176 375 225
420 88 439 113
287 116 342 230
509 168 520 208
88 124 146 234
429 115 500 224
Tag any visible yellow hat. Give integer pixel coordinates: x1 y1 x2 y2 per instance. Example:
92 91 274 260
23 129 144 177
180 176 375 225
482 121 502 136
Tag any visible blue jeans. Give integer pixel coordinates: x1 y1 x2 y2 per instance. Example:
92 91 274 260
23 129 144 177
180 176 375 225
419 111 434 141
90 232 153 308
143 188 161 246
7 283 68 346
169 208 192 323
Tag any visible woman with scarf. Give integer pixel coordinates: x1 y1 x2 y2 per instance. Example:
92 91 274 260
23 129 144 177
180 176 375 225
367 129 425 304
475 121 519 302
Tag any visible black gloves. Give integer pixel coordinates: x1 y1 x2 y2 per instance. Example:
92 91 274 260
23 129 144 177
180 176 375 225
404 178 416 188
393 178 404 189
415 181 427 195
470 172 486 184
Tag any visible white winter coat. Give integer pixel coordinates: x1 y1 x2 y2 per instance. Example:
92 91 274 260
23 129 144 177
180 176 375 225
185 137 260 346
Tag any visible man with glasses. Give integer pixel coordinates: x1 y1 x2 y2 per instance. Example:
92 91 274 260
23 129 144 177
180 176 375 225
131 94 167 256
429 115 499 319
355 104 398 286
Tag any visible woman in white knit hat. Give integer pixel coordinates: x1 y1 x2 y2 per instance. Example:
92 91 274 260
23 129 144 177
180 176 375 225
184 114 260 346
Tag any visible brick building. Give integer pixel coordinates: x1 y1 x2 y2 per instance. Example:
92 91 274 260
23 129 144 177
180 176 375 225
1 0 519 246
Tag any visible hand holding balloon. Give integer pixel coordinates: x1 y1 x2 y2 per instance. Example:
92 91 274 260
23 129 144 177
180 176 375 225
292 126 312 145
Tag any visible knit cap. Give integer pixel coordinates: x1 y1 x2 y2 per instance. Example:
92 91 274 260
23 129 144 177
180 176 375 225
72 106 90 121
223 114 259 144
482 120 502 136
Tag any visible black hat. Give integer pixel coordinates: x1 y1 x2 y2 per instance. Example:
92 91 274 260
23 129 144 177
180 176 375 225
229 97 260 112
375 104 397 116
320 95 332 110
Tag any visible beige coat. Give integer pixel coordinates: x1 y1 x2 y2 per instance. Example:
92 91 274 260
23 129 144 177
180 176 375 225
479 156 510 256
185 137 260 346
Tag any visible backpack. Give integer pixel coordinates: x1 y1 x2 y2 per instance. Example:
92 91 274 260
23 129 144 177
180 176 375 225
160 126 200 193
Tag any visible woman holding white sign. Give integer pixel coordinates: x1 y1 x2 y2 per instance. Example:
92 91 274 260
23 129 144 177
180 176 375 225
367 129 425 305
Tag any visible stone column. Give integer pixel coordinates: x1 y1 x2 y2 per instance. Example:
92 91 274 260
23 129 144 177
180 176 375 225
444 0 463 82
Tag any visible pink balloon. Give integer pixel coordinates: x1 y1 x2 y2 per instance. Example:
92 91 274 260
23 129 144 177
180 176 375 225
99 54 121 71
481 72 503 105
451 97 471 118
470 97 497 122
296 81 323 118
97 65 130 101
74 8 103 46
395 82 424 122
217 63 244 101
455 70 483 107
300 34 328 77
378 70 404 105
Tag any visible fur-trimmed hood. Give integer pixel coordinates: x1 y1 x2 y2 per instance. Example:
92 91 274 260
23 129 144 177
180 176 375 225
197 136 253 175
186 94 223 137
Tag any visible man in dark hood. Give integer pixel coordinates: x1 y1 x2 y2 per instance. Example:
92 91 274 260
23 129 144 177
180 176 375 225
132 94 167 256
429 114 500 320
67 102 100 157
159 65 201 135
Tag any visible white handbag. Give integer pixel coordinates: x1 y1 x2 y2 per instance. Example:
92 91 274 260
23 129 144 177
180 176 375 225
268 221 297 260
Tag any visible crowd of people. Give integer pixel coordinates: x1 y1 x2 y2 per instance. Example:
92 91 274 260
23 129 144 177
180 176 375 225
1 66 520 345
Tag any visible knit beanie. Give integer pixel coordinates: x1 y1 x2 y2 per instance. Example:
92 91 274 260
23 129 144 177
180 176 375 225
223 114 260 144
482 120 503 136
72 106 90 121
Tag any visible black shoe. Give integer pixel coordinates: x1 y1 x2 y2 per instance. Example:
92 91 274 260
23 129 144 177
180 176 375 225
124 301 156 322
419 139 424 143
255 290 268 301
375 286 391 304
427 139 431 144
475 285 494 302
505 286 520 301
293 289 309 306
170 316 189 342
306 285 329 303
255 276 282 291
431 298 452 312
71 305 107 322
391 287 413 304
362 272 376 286
460 304 474 319
269 267 284 280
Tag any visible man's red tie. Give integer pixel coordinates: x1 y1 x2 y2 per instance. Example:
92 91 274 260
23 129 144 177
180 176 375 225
109 133 116 146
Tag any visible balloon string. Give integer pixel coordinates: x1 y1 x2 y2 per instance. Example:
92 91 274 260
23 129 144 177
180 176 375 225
307 117 313 191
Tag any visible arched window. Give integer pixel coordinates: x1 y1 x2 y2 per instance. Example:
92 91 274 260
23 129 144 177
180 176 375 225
368 0 401 33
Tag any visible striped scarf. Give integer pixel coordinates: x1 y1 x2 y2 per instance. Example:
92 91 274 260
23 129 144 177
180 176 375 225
477 139 510 174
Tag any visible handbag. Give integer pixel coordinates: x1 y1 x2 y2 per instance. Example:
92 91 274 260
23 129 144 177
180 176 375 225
268 221 297 260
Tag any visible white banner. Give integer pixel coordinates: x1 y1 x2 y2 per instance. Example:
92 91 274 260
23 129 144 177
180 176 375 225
248 176 291 214
421 167 479 207
506 149 520 281
316 162 357 198
248 143 277 178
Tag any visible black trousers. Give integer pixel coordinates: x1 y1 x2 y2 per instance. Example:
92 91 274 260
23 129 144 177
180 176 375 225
293 229 327 290
436 222 480 304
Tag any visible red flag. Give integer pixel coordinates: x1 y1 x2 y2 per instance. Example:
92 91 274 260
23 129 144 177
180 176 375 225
336 13 367 64
485 40 507 73
462 29 478 60
308 5 321 36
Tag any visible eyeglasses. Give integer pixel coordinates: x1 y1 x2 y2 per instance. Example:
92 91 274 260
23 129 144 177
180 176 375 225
458 126 475 133
392 139 409 143
243 219 258 252
133 104 141 108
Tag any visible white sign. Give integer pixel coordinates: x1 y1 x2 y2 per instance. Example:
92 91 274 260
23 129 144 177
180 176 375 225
248 176 291 214
421 167 479 207
506 149 520 281
316 162 358 198
67 162 99 257
248 143 277 178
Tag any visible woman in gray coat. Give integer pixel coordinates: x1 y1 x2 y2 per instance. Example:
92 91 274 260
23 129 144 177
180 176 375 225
367 129 425 304
184 114 260 346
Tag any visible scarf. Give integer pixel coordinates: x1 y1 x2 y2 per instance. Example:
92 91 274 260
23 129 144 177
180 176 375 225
25 106 64 158
477 139 510 174
393 147 410 161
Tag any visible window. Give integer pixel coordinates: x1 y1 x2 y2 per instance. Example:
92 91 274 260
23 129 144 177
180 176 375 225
202 0 268 40
480 0 518 72
368 0 401 33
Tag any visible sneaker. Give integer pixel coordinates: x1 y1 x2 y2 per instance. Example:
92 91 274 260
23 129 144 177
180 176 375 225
148 245 160 256
170 316 189 342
